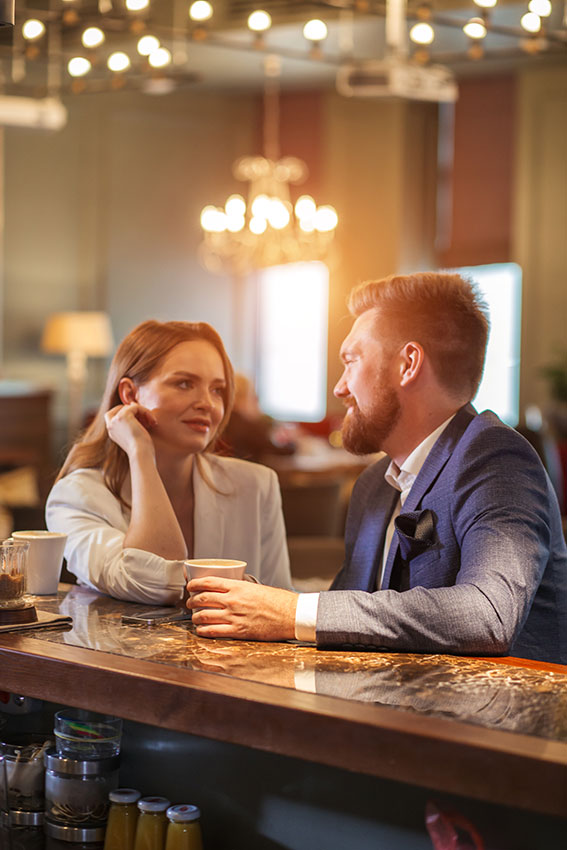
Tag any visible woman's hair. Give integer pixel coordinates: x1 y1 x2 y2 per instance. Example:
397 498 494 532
57 320 235 504
348 272 490 401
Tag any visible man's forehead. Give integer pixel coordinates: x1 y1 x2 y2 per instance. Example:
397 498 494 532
341 309 380 353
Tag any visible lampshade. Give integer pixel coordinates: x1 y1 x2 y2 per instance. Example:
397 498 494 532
41 312 114 357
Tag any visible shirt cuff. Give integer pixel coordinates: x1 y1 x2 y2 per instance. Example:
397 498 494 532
294 592 319 643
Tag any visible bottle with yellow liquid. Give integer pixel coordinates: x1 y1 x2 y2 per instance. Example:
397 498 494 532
133 796 171 850
165 805 203 850
103 788 141 850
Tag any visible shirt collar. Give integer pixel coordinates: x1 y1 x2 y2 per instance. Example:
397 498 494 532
385 414 456 499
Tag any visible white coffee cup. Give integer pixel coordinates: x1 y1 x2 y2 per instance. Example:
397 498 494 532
184 558 247 582
11 531 67 595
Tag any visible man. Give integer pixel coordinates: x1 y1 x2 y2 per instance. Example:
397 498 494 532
188 272 567 664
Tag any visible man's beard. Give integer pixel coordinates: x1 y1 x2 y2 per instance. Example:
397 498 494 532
341 382 401 455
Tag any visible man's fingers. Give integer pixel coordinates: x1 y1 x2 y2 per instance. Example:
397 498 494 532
195 623 243 638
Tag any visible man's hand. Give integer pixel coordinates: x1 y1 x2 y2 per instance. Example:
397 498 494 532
186 577 298 641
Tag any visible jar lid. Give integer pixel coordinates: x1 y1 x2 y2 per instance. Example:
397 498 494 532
166 804 201 823
44 748 120 775
45 819 106 842
109 788 141 804
137 796 171 813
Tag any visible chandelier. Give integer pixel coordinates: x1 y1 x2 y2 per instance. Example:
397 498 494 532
198 55 338 277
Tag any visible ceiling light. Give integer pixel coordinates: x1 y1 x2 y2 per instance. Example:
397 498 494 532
409 23 435 45
189 1 213 22
528 0 552 16
22 19 45 40
148 47 172 68
107 52 131 72
463 18 487 38
137 35 160 56
247 11 272 32
68 57 91 77
521 11 542 31
81 27 105 49
303 20 328 42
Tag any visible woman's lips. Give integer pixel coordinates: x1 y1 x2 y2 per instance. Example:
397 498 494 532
183 419 211 433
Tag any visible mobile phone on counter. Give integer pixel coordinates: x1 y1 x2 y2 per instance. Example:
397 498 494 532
121 606 192 625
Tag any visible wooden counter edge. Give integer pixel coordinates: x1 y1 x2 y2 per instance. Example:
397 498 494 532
0 634 565 819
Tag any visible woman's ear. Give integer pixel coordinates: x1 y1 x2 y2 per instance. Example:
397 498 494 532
118 377 137 405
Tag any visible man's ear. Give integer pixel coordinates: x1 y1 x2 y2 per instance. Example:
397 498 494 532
118 377 137 405
399 342 424 387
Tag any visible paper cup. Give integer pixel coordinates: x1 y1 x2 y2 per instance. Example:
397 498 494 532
184 559 247 581
11 531 67 595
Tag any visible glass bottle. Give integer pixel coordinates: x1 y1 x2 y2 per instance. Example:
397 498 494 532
133 797 170 850
165 805 203 850
103 788 141 850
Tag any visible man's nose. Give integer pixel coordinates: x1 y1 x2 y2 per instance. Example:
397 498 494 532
334 373 347 398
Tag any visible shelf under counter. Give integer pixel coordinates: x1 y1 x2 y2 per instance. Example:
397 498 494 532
0 584 565 821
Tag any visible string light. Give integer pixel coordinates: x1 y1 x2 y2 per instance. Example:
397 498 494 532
528 0 552 15
107 52 131 72
125 0 150 10
81 27 105 48
473 0 497 7
68 57 91 77
463 18 487 38
189 1 213 22
521 11 542 31
148 47 172 68
303 20 328 42
137 35 160 55
247 11 272 32
410 23 435 44
22 19 45 40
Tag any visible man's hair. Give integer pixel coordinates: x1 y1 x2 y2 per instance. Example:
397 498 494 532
348 272 490 400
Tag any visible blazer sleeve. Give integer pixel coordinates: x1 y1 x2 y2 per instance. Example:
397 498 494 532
316 424 561 655
45 472 185 604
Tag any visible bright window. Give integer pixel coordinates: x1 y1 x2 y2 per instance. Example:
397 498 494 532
457 262 522 426
257 262 329 422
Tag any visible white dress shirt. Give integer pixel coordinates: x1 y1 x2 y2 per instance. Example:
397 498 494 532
294 416 455 642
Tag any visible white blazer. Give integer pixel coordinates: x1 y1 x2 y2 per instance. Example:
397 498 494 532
46 454 292 604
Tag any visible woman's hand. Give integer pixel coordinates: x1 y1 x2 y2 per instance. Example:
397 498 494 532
104 403 158 458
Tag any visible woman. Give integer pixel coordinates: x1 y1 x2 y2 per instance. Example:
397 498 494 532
46 320 292 603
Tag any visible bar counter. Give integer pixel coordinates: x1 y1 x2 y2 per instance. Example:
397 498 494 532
0 584 566 832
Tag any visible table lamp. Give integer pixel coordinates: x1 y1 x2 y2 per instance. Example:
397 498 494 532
41 311 114 441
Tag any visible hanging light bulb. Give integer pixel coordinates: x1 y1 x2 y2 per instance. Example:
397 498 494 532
463 18 487 38
303 19 328 42
82 27 105 48
247 11 272 32
473 0 497 7
528 0 552 16
521 11 541 31
314 206 338 232
22 19 45 40
137 35 160 55
68 56 91 77
410 22 435 44
108 52 131 72
148 47 171 67
225 195 246 218
126 0 150 10
189 1 213 21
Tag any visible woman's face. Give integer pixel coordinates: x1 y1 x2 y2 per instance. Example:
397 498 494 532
133 340 227 456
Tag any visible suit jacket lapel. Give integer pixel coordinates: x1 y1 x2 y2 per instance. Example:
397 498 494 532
338 473 399 591
192 456 225 558
382 404 477 589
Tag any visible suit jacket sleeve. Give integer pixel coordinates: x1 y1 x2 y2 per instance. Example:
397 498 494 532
316 420 561 655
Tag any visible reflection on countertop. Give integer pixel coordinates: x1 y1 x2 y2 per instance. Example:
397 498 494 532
31 585 567 745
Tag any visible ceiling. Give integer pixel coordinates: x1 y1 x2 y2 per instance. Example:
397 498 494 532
0 0 565 98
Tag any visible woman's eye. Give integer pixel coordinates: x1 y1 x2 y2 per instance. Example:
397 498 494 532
213 387 225 396
178 380 193 389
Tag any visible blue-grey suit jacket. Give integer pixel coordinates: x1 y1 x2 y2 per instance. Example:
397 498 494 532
317 405 567 664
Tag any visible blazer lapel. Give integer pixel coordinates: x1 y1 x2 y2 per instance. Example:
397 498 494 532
192 456 226 558
382 404 477 589
342 475 399 591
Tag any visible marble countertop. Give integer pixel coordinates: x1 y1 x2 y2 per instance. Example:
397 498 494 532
25 585 567 746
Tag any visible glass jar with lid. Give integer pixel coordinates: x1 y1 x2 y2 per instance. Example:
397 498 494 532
133 797 170 850
103 788 141 850
165 805 203 850
44 750 119 827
